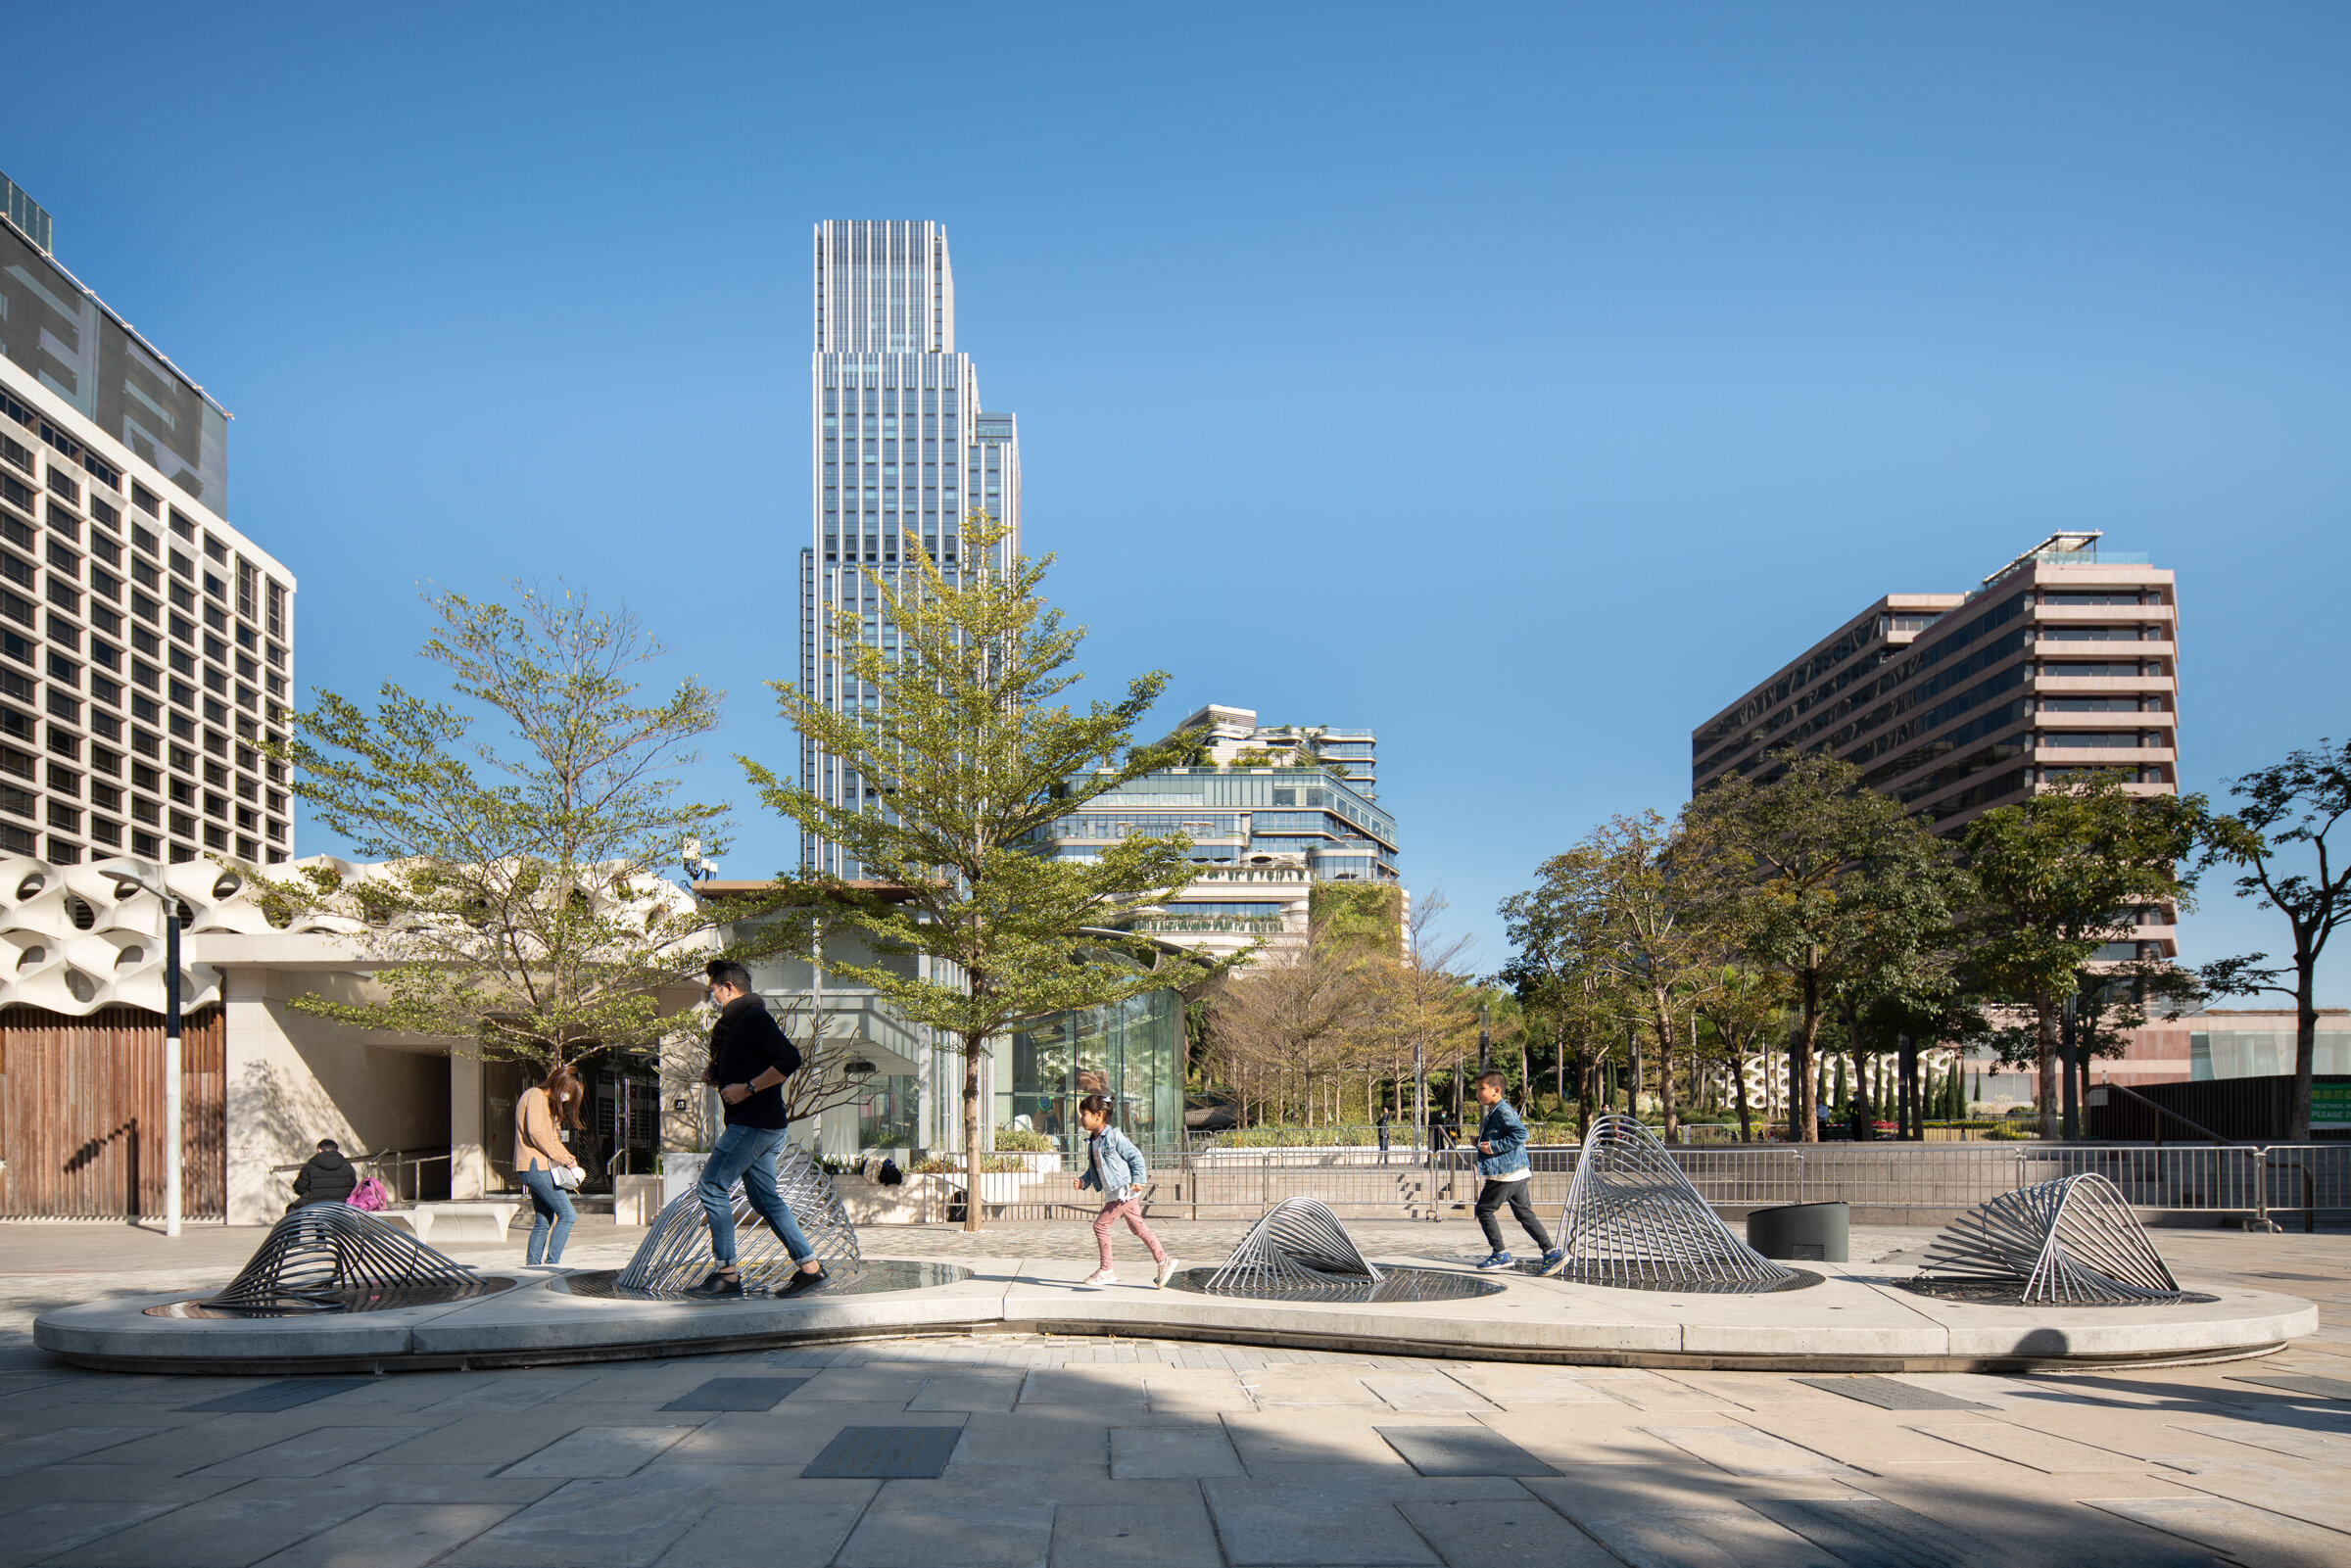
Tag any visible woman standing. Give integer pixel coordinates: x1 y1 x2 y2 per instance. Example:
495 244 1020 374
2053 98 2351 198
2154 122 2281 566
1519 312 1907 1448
515 1062 585 1266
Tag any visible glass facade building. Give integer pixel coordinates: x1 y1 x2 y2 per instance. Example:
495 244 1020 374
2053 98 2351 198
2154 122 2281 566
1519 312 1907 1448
797 220 1020 879
1008 986 1185 1153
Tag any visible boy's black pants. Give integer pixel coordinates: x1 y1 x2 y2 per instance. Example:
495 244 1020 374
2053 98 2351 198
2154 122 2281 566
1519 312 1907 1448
1475 1177 1553 1252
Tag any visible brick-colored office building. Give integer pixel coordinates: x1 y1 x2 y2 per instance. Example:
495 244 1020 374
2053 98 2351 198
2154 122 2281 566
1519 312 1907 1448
1692 531 2180 968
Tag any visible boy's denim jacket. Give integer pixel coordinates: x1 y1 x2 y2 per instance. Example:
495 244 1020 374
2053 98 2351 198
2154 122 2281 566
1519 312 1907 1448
1080 1125 1148 1198
1473 1100 1530 1179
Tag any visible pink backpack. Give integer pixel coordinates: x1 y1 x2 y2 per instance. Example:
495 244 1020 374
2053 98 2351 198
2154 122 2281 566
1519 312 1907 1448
348 1176 391 1212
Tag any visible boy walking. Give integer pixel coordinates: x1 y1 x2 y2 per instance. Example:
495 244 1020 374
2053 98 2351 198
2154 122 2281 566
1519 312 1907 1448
1470 1070 1561 1270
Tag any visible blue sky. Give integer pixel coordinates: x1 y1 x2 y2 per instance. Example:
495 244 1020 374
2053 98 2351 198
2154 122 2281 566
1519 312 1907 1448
5 3 2346 998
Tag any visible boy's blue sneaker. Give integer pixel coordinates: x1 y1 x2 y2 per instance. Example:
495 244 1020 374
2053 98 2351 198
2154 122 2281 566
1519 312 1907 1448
1476 1252 1515 1270
1541 1248 1564 1267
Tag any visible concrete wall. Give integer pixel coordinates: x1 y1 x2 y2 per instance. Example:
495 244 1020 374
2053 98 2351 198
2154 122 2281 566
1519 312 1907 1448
221 968 453 1224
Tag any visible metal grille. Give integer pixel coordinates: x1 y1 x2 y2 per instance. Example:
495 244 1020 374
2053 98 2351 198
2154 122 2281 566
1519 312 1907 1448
1203 1197 1383 1294
617 1142 860 1294
1548 1116 1797 1290
200 1205 482 1313
1092 1141 2351 1226
1913 1171 2185 1305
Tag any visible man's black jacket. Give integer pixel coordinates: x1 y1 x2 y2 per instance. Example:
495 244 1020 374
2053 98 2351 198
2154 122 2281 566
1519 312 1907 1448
708 993 803 1130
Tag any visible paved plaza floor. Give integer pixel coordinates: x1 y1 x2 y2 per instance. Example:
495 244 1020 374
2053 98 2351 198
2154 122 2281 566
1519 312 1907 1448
3 1218 2351 1566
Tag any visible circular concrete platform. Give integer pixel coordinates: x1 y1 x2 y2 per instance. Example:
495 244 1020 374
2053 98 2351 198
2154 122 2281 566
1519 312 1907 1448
31 1254 2318 1376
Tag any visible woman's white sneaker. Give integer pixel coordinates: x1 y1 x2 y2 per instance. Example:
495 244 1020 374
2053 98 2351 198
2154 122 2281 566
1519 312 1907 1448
1154 1257 1180 1289
1082 1268 1117 1285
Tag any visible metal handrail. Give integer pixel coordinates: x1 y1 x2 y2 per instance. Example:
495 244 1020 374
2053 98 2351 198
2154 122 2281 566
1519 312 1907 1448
268 1146 453 1206
2096 1081 2235 1146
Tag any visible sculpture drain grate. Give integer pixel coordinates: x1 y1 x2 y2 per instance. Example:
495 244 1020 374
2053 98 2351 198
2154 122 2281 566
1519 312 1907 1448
618 1141 862 1296
197 1205 498 1314
1907 1171 2196 1306
1545 1115 1799 1292
1207 1197 1382 1293
1169 1197 1505 1304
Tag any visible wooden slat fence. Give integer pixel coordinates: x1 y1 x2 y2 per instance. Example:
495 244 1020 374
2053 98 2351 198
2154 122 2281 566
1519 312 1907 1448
0 1004 225 1217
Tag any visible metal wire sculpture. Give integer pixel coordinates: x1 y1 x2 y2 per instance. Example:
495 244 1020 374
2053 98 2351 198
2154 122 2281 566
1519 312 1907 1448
1203 1197 1383 1294
618 1140 862 1295
1546 1115 1798 1289
1911 1171 2185 1305
201 1204 483 1313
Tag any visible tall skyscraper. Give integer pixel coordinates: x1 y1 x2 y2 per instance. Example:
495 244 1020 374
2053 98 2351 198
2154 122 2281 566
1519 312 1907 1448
799 220 1019 877
0 170 295 869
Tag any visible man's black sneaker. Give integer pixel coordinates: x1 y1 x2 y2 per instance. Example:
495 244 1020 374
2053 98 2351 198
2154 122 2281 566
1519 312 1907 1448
775 1266 830 1298
683 1270 744 1299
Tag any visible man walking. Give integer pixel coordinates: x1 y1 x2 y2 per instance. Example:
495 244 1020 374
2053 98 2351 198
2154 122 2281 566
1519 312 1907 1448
686 960 828 1299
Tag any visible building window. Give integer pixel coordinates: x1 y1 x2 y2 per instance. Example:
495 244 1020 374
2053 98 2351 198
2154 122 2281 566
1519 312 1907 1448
45 837 80 865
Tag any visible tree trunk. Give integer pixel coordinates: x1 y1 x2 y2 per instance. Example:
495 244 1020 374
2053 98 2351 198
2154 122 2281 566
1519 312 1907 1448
1734 1047 1754 1143
1795 969 1820 1143
2035 991 2061 1141
2294 953 2319 1141
1897 1034 1918 1141
1655 1011 1679 1142
962 1028 985 1232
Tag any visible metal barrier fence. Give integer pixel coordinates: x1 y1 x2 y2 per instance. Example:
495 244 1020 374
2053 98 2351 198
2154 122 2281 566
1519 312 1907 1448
980 1142 2351 1226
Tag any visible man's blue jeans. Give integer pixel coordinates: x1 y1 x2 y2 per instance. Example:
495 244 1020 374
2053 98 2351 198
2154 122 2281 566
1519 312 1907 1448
697 1123 814 1267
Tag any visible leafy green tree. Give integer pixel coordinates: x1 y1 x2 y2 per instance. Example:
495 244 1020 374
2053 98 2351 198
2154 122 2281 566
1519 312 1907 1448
1959 775 2206 1138
264 587 729 1068
746 522 1212 1229
2200 739 2351 1141
1695 964 1791 1143
1501 847 1649 1137
1507 812 1729 1141
1684 749 1967 1144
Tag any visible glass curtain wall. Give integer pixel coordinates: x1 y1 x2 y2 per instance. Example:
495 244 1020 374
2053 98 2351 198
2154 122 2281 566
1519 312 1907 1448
1008 988 1183 1154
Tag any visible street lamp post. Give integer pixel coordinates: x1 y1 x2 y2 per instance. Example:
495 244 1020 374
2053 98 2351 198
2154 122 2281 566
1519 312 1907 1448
164 890 181 1237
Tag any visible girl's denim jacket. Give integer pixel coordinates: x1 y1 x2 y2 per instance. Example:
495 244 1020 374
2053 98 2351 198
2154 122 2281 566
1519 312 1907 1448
1080 1125 1148 1199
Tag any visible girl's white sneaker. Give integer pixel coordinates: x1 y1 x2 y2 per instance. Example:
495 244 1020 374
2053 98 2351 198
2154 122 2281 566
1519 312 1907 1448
1082 1268 1117 1285
1154 1257 1180 1289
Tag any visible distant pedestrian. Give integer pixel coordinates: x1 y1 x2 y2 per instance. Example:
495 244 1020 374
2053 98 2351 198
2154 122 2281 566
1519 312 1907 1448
515 1062 586 1265
1470 1071 1560 1271
1376 1106 1391 1164
287 1139 357 1212
1075 1094 1177 1288
687 960 827 1299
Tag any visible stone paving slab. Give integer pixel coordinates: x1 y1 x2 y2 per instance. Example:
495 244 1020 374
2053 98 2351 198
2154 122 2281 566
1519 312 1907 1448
1050 1498 1224 1568
2 1221 2350 1566
248 1502 524 1568
2086 1494 2351 1566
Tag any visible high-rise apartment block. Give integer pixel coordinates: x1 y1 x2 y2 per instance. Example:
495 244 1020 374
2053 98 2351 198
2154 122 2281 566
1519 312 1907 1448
1693 532 2179 960
798 220 1018 878
0 172 294 870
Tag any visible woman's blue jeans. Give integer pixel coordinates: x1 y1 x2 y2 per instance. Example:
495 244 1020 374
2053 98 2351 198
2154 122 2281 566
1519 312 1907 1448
697 1124 814 1267
517 1167 576 1265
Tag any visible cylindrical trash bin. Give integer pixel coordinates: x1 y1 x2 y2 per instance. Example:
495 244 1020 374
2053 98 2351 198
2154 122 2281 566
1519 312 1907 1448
1746 1201 1849 1263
